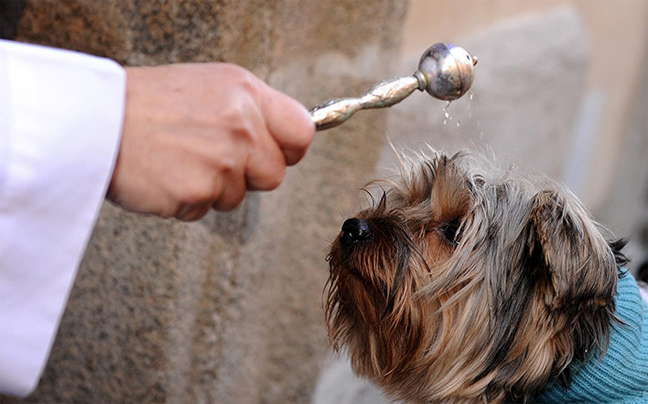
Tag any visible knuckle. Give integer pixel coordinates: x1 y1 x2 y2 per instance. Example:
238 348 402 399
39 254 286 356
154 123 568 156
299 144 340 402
216 151 237 173
220 64 262 101
214 187 246 212
172 176 219 207
247 152 287 191
232 65 261 94
220 101 260 146
265 165 286 190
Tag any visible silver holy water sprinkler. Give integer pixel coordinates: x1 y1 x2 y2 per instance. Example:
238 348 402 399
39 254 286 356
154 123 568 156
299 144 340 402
310 43 478 130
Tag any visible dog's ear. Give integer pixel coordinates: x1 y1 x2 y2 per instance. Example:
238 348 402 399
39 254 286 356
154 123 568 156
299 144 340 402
528 190 618 370
529 190 617 311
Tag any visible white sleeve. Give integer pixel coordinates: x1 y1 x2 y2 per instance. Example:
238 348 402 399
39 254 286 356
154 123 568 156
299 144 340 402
0 39 126 397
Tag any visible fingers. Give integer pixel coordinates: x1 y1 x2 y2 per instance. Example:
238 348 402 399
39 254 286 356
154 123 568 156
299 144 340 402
257 82 315 166
173 156 248 217
234 91 288 192
175 202 213 221
208 70 314 206
244 140 287 192
113 63 315 222
227 69 312 192
211 159 248 212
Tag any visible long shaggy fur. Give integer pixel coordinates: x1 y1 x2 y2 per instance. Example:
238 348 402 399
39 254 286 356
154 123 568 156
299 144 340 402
325 149 626 404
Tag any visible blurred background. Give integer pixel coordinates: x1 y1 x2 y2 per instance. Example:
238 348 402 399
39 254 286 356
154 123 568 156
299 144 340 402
1 1 646 403
317 3 648 402
385 0 648 269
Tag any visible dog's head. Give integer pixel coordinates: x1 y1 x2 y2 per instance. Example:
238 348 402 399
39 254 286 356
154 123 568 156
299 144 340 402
325 150 625 404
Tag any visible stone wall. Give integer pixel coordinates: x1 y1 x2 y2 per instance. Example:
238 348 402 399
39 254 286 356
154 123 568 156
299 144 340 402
0 1 408 403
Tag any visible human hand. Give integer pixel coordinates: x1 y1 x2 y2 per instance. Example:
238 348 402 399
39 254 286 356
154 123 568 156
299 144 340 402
107 63 315 220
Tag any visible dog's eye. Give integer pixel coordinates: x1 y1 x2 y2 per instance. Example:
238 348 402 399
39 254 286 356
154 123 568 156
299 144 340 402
439 218 462 246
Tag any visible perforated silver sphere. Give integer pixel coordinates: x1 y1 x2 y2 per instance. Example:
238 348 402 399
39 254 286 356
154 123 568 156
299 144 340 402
416 43 478 101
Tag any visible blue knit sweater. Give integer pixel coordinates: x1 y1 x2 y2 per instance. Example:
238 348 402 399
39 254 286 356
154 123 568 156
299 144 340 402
538 270 648 403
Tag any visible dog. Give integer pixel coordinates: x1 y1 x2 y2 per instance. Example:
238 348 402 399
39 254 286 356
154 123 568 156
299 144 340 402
325 149 648 403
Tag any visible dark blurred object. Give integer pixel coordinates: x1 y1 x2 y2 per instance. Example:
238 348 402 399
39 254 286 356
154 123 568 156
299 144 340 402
638 260 648 283
0 0 26 39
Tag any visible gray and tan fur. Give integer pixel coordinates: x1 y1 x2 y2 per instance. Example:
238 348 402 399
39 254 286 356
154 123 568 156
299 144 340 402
325 149 626 404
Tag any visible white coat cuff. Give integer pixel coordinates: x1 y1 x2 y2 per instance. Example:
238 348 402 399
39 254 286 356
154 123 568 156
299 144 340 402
0 39 126 397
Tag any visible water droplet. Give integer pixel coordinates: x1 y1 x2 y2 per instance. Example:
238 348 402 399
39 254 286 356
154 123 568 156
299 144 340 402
469 90 474 101
442 100 454 126
456 120 461 127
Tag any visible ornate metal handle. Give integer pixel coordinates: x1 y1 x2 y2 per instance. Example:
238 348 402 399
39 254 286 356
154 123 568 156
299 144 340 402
310 43 478 131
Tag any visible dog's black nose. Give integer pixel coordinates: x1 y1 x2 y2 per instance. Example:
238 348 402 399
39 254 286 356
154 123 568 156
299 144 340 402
340 218 372 246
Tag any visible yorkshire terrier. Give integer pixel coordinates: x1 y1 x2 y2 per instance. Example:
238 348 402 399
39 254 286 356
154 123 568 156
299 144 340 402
325 149 648 403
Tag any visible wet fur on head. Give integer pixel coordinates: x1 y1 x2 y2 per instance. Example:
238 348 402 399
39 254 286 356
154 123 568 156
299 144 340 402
325 149 626 404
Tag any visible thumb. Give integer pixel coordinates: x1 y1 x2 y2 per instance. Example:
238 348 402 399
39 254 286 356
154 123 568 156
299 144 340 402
258 84 315 166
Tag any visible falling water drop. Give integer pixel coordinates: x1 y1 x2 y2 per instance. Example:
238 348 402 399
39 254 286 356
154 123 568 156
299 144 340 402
443 101 452 125
444 100 452 114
